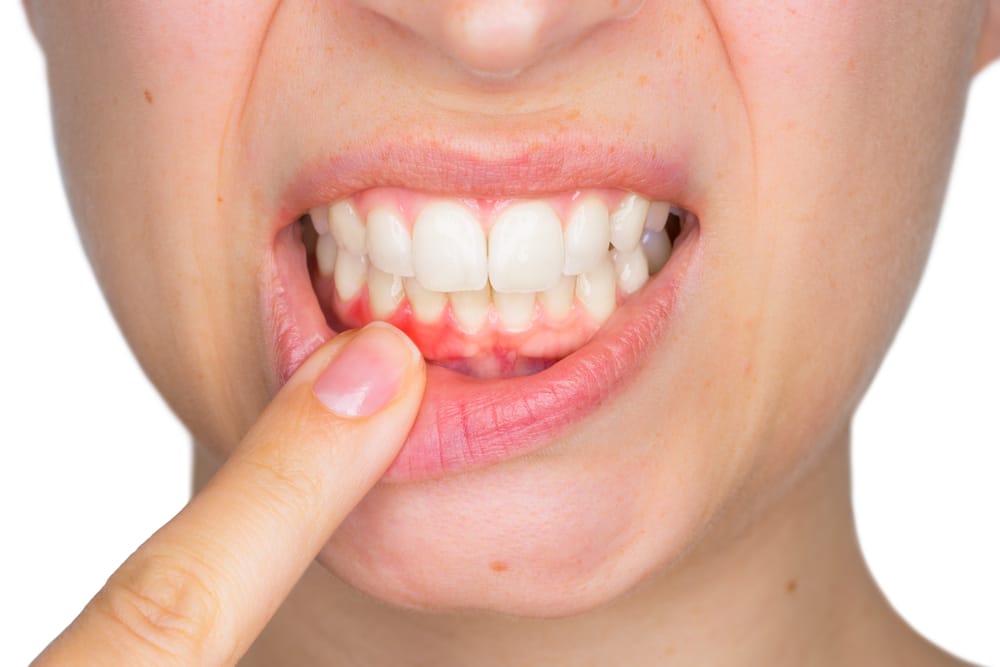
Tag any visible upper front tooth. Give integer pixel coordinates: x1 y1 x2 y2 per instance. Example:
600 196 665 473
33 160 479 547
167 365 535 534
367 207 415 277
413 201 488 292
610 193 650 252
644 201 670 232
488 202 564 293
563 197 611 276
330 200 367 255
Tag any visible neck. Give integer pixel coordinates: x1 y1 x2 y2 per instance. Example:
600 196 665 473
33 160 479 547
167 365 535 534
194 433 943 666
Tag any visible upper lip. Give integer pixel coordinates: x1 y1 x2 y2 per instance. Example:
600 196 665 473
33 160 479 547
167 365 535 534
275 131 696 233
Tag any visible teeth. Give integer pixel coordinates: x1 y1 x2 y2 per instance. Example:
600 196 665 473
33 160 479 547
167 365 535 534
563 197 611 276
575 255 617 322
334 251 368 301
494 291 536 332
610 193 650 252
640 228 672 274
488 202 564 293
413 202 488 292
330 200 367 256
367 207 415 277
315 233 338 277
449 286 491 333
644 201 670 232
315 193 681 335
368 267 405 319
310 206 330 235
404 277 448 323
612 246 649 295
539 274 576 321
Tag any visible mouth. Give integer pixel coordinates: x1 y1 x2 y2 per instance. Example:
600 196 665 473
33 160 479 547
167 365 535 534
265 148 701 482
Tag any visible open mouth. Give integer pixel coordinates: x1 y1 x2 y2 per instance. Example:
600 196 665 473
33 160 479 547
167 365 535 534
302 188 691 379
267 181 700 482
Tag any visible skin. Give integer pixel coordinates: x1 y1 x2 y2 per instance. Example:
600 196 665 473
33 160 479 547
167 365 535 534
27 1 1000 665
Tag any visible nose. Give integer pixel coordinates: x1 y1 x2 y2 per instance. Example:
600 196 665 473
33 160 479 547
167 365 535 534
352 0 645 77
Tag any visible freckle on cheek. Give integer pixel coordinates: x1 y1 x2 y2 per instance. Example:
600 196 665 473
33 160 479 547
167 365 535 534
489 561 509 572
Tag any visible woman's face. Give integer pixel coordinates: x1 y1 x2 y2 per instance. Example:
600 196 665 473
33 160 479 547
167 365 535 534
30 1 988 615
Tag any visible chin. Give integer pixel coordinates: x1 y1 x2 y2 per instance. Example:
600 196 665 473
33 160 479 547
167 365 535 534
316 421 724 617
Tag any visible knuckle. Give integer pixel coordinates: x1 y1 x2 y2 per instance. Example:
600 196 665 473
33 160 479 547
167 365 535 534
97 551 224 660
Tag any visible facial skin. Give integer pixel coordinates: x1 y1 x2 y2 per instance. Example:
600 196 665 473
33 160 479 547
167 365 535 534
28 1 1000 664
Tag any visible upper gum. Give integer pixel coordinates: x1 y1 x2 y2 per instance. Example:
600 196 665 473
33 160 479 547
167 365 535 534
340 186 636 230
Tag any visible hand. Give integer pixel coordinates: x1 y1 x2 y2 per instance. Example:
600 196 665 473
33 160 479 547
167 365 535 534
34 323 426 666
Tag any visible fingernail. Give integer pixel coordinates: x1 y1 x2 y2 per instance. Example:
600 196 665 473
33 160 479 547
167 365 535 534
313 323 421 417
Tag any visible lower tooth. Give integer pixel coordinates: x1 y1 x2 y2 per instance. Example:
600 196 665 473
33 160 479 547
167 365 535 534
640 228 672 274
576 256 616 322
334 252 368 301
540 275 576 321
368 267 404 319
494 291 536 332
449 286 491 333
316 233 338 277
404 278 447 323
612 246 649 295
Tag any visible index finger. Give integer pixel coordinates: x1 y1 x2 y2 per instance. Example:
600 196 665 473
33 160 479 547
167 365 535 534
35 323 425 666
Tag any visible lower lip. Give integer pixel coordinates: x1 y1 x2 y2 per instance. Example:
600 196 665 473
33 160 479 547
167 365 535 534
264 221 700 483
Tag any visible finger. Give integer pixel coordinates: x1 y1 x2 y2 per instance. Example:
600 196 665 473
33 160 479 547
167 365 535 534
35 322 425 667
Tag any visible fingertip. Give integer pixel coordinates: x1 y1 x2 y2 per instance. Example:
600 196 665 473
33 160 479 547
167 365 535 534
312 322 424 418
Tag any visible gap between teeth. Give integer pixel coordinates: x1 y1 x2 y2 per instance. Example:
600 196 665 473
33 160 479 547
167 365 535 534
310 193 677 332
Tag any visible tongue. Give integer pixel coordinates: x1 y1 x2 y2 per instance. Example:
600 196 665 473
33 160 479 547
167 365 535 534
311 273 607 379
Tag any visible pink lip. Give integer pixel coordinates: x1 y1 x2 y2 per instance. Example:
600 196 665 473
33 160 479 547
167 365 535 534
262 140 701 483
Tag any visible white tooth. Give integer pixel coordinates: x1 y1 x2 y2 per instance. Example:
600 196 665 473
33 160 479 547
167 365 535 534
575 256 617 322
330 200 367 255
494 291 536 331
644 201 670 232
310 206 330 235
368 267 405 319
449 286 491 333
610 193 650 252
612 246 649 295
413 201 488 292
367 207 415 277
404 278 447 323
488 202 564 292
640 228 672 274
539 274 576 321
563 197 611 276
334 252 368 301
315 233 338 277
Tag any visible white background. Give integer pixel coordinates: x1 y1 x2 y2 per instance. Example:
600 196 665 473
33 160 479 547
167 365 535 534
1 4 997 665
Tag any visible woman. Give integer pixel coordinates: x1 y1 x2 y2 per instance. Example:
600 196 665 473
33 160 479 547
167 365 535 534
27 2 1000 664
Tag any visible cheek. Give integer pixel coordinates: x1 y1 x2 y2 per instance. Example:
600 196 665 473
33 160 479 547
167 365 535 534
707 0 978 474
35 1 282 446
